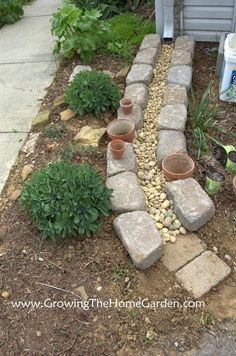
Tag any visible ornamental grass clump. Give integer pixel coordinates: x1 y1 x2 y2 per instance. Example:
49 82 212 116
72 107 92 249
65 70 121 115
20 161 113 239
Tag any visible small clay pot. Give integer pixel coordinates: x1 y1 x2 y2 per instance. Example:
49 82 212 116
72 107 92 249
162 153 195 181
233 176 236 195
107 119 135 142
205 170 225 196
227 150 236 173
108 140 128 159
120 97 134 115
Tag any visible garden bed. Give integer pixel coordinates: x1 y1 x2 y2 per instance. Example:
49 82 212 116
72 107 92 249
0 42 235 356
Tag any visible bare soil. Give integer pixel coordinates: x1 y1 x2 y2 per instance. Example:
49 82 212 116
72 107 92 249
0 43 235 356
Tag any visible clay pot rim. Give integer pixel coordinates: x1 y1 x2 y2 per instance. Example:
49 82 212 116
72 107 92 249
120 97 134 107
228 150 236 162
109 139 128 152
162 153 195 177
107 119 135 136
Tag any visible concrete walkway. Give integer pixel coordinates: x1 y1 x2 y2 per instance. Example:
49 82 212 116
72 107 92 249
0 0 62 194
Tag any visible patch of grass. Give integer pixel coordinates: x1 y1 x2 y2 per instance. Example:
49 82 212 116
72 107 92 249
78 145 99 156
107 13 155 60
199 311 215 326
44 123 67 139
112 266 128 282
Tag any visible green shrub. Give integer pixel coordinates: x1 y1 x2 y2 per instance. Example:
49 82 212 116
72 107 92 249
20 161 113 239
0 0 24 28
68 0 122 18
51 4 108 62
107 13 155 60
65 70 121 115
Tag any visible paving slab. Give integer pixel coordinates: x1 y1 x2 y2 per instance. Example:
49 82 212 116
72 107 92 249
114 211 164 270
165 178 215 231
124 83 149 109
0 133 27 194
139 34 161 50
126 64 153 86
176 251 231 298
163 84 188 106
24 0 61 16
175 35 195 57
156 130 187 166
117 104 143 130
107 143 137 177
161 233 207 272
170 49 192 66
106 172 147 214
157 104 187 132
167 65 192 90
69 65 92 82
133 47 159 67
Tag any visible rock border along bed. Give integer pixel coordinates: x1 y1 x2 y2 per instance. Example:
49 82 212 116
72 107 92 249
106 35 231 297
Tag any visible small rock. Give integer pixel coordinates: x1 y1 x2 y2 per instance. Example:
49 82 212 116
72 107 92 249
170 236 176 243
124 277 130 283
10 189 21 201
146 328 156 341
225 254 232 262
76 286 88 301
53 95 64 107
74 126 106 146
163 217 172 228
21 133 40 156
160 193 167 201
103 70 115 79
145 317 151 325
161 200 170 209
96 286 102 292
36 331 42 337
116 66 130 78
38 256 44 262
213 246 218 254
32 110 50 127
156 223 163 230
149 207 156 215
21 164 34 180
22 249 27 255
1 291 9 299
60 108 76 121
179 227 187 235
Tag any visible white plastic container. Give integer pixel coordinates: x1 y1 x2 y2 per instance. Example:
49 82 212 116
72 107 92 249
220 33 236 102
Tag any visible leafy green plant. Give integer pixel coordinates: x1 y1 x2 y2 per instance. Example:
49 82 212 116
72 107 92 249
0 0 24 28
107 13 155 60
51 4 108 62
56 142 78 161
68 0 122 18
190 81 226 157
78 145 98 156
20 161 113 239
65 70 121 115
44 123 66 139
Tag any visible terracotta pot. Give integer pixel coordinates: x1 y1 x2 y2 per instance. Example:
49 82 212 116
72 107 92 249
162 153 195 181
108 139 128 159
107 119 135 142
227 150 236 173
120 97 134 115
233 176 236 195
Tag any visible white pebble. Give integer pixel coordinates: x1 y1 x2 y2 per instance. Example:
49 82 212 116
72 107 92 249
156 223 163 230
161 200 170 209
225 254 232 262
170 236 176 243
179 227 187 235
160 193 167 201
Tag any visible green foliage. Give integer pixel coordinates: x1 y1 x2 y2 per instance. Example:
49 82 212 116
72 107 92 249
78 145 98 156
68 0 122 18
0 0 24 28
56 142 78 161
51 4 109 62
44 123 66 139
65 70 121 115
190 81 224 157
20 161 113 239
107 13 155 60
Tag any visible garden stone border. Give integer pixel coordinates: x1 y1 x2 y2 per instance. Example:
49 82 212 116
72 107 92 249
106 35 231 296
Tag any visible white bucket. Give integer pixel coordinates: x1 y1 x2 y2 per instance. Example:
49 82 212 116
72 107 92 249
220 33 236 102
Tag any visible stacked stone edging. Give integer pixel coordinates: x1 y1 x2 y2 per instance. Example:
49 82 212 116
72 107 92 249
106 34 164 270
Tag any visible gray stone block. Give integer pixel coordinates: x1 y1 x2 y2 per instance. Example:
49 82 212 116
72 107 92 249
114 211 164 270
167 65 192 90
106 172 147 214
165 178 215 231
175 36 195 57
133 47 159 67
157 104 187 132
140 34 161 50
69 65 92 82
156 130 187 166
124 83 149 109
126 64 153 86
176 251 231 298
170 49 192 66
117 104 143 130
107 143 137 177
161 234 207 272
163 84 188 106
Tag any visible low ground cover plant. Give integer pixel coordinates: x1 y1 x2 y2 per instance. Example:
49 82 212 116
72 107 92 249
65 70 121 115
51 4 108 62
0 0 24 28
20 161 113 239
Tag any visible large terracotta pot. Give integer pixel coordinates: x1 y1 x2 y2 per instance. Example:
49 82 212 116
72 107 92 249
107 119 135 143
162 153 195 181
